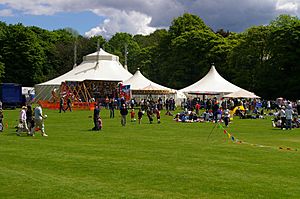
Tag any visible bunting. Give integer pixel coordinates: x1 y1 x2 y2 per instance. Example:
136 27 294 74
216 123 298 152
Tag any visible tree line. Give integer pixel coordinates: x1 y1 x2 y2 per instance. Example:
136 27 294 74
0 13 299 99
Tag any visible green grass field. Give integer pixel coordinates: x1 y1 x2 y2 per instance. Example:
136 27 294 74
1 108 300 199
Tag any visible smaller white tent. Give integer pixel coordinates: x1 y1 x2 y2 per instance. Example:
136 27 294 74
123 69 186 105
123 69 174 93
223 89 260 99
180 65 242 94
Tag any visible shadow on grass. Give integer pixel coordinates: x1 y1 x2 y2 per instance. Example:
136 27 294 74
2 131 32 137
271 128 294 131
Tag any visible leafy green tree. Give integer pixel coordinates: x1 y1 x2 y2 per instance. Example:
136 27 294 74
155 13 223 89
2 24 46 85
132 29 169 82
169 13 211 39
0 59 4 82
0 22 7 81
133 29 168 48
267 15 300 99
228 26 271 96
104 32 140 73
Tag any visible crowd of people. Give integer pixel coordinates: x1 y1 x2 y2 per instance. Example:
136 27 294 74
92 96 163 129
15 104 48 136
1 96 300 136
271 102 300 130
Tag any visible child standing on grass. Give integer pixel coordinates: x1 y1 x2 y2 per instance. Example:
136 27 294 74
130 109 136 122
223 108 230 127
138 108 143 124
98 116 103 130
156 108 161 123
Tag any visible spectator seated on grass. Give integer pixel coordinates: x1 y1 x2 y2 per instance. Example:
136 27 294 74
174 112 203 123
165 110 173 116
201 110 213 122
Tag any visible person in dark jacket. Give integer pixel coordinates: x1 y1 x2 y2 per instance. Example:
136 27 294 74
26 105 34 131
65 98 72 112
109 99 115 118
92 104 100 131
59 97 65 113
120 103 128 126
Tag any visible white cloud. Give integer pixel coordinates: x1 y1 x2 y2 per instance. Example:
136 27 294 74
85 19 109 38
276 0 299 12
1 0 300 37
1 1 60 15
0 9 13 17
86 9 158 38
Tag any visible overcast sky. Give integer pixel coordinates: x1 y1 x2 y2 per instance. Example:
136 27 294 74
0 0 299 38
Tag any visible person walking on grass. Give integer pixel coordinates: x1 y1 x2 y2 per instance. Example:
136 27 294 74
138 108 143 124
109 99 115 118
16 106 30 136
120 104 128 126
30 105 48 137
65 97 72 112
26 105 34 132
155 108 161 123
59 97 65 113
147 108 154 124
130 109 136 122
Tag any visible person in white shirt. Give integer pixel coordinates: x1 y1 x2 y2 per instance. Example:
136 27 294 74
267 101 271 111
285 105 294 130
223 108 230 127
279 106 286 130
29 105 48 137
17 106 30 136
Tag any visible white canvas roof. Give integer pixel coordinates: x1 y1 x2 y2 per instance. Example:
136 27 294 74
123 69 174 92
38 48 132 86
223 89 260 98
180 65 242 94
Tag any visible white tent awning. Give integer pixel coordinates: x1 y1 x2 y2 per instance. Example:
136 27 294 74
223 89 260 98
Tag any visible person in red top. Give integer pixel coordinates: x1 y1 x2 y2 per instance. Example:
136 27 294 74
130 109 136 122
156 108 161 124
195 102 201 115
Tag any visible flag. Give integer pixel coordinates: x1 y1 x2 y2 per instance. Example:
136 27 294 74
120 84 131 101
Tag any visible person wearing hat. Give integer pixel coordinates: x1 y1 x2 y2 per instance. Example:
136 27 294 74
279 106 286 130
16 106 30 136
285 104 294 130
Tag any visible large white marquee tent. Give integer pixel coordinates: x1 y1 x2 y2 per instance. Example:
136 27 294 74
35 49 133 101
